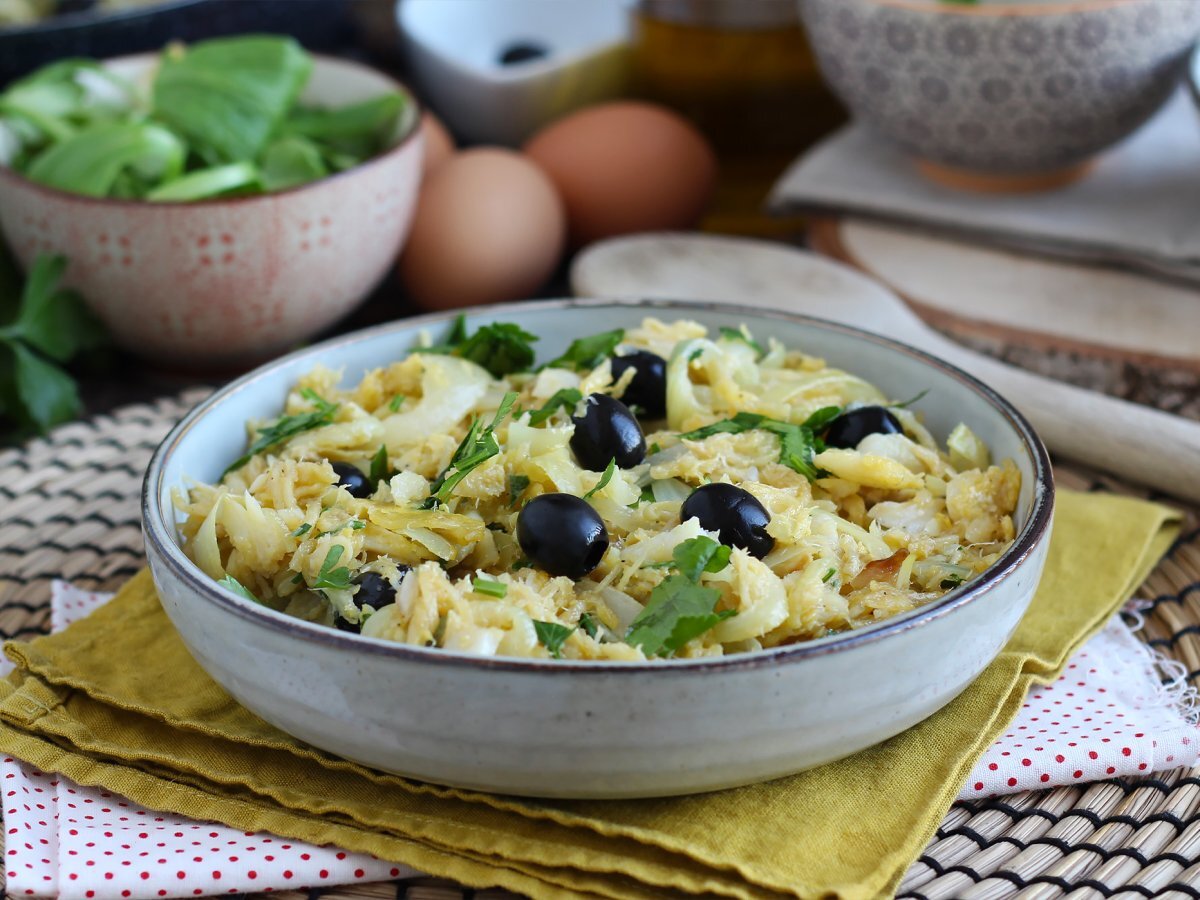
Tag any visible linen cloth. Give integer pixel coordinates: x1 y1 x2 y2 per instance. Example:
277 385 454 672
769 90 1200 284
0 491 1181 900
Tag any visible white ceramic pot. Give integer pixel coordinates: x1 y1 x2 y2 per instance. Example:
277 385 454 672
0 54 423 369
142 299 1054 799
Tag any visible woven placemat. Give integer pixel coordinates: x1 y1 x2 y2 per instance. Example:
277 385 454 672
1 390 1198 900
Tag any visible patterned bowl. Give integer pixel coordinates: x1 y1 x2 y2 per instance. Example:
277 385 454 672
0 54 423 369
799 0 1200 192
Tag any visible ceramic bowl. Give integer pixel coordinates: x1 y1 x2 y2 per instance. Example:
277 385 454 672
142 298 1054 799
396 0 631 145
0 54 423 369
800 0 1200 192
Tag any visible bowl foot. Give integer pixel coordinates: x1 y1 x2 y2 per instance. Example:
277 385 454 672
915 158 1096 194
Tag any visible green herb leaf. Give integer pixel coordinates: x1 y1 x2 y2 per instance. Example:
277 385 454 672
153 35 313 164
647 442 662 456
626 574 733 657
424 391 518 506
718 325 764 357
890 389 929 410
511 557 532 571
224 391 339 476
217 574 261 604
388 394 406 413
821 567 837 583
146 161 260 201
636 484 656 506
508 473 530 507
672 536 731 582
941 574 965 589
25 121 185 197
10 341 80 432
579 612 599 639
680 411 827 482
369 445 390 486
473 577 507 599
533 620 575 659
9 254 105 362
291 523 312 537
803 405 842 432
541 329 624 372
525 388 582 426
582 458 616 500
313 544 352 590
456 323 538 377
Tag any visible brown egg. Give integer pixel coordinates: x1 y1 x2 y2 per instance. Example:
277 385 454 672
400 148 566 310
419 111 455 180
524 102 718 247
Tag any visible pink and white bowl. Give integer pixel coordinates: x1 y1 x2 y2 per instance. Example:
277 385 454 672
0 53 423 370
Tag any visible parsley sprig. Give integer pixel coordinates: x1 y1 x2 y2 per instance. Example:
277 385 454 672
422 392 518 507
626 536 736 657
581 458 616 500
224 387 339 475
419 315 538 378
533 620 575 659
540 329 624 372
313 544 352 590
217 574 261 604
525 388 582 426
679 406 840 482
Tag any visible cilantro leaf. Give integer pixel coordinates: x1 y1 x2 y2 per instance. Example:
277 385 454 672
582 458 616 500
369 444 390 486
718 325 764 357
541 329 624 372
672 536 731 582
525 388 582 426
9 341 80 432
456 323 538 377
626 574 733 657
313 544 352 590
508 473 530 507
803 405 842 432
224 390 339 476
533 620 575 659
473 577 507 599
217 574 261 604
423 391 518 506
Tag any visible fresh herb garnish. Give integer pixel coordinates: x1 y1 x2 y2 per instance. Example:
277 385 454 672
822 567 837 583
941 574 966 589
291 523 312 538
223 389 338 476
718 325 764 357
648 442 662 456
388 394 406 413
423 391 517 507
679 407 838 482
313 544 352 590
626 537 735 657
687 347 704 363
525 388 582 426
217 574 260 604
533 620 575 659
582 458 616 500
0 253 107 436
541 329 624 372
890 389 929 409
420 317 538 378
369 444 390 486
579 612 600 639
508 473 530 507
473 577 507 599
636 484 656 507
511 557 533 571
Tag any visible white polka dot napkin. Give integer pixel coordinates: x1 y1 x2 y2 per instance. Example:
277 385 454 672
3 584 1197 898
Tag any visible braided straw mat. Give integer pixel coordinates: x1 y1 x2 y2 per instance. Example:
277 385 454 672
2 388 1199 900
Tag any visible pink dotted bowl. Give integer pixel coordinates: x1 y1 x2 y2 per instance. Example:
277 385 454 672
0 54 423 369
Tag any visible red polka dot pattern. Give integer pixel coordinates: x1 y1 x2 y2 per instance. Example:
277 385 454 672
958 618 1200 800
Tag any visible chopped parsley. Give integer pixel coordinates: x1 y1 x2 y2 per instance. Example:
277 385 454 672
508 473 530 507
525 388 582 426
625 536 735 657
217 574 260 604
718 325 764 357
419 316 538 378
582 458 616 500
579 612 600 639
291 523 312 538
473 577 507 599
369 444 390 486
647 442 662 456
679 407 840 482
388 394 406 412
511 557 533 571
541 329 624 372
533 620 575 659
890 389 929 409
423 392 518 507
822 567 837 583
941 574 965 589
313 544 352 590
223 387 338 475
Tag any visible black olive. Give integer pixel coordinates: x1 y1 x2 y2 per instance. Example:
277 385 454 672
336 570 407 633
498 41 548 64
517 493 609 579
570 393 646 471
680 483 774 559
822 406 902 449
610 350 668 419
331 461 372 498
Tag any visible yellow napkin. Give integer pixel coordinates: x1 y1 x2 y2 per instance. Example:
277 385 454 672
0 490 1180 900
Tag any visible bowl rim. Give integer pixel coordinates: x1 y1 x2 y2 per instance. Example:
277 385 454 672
863 0 1143 15
142 297 1055 674
0 50 423 209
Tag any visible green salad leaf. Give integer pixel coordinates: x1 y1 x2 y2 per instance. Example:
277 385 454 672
25 121 185 197
259 135 328 192
284 94 404 159
147 162 260 202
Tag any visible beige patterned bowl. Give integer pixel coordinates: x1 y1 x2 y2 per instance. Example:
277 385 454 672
0 54 423 369
142 298 1054 799
800 0 1200 192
